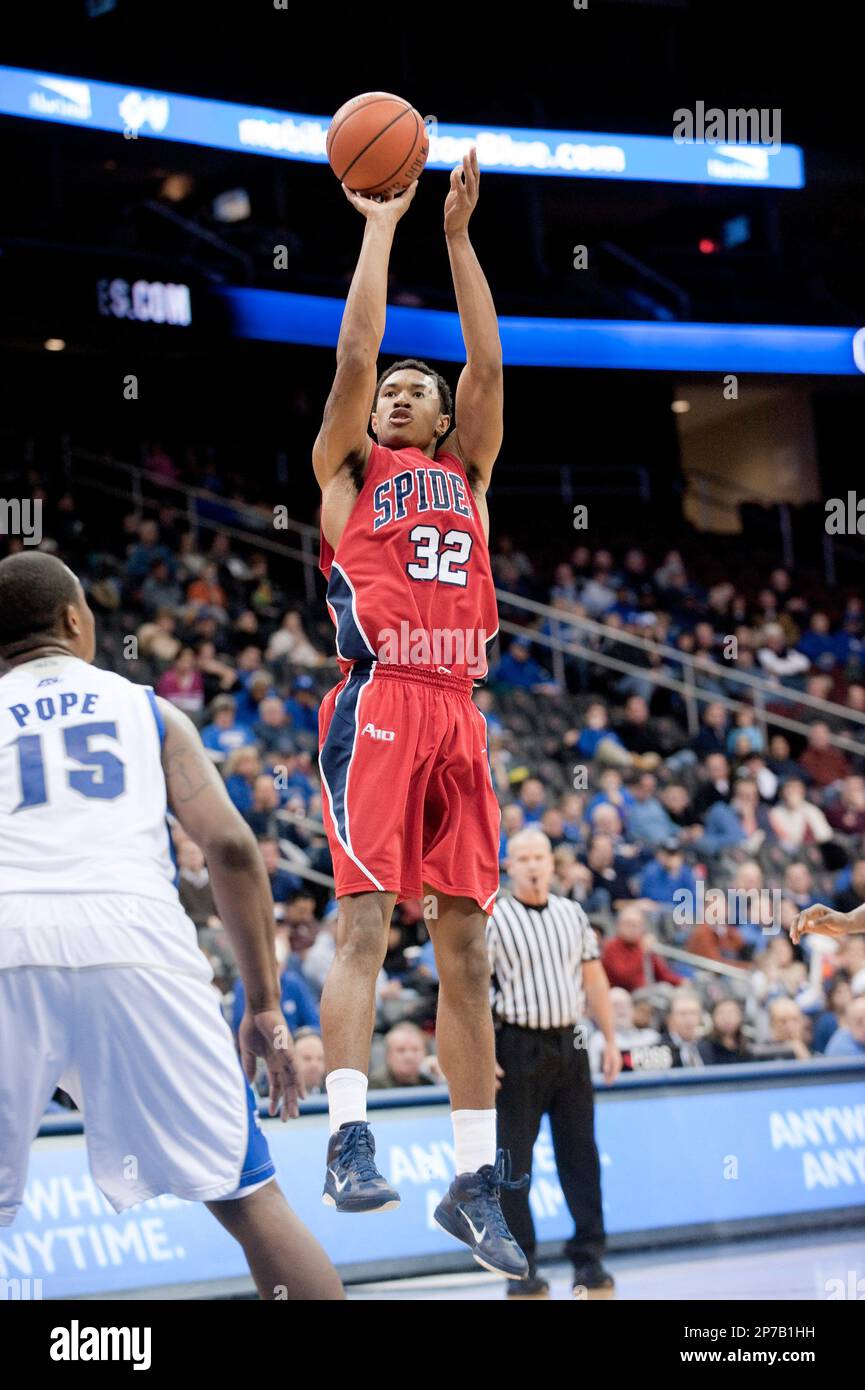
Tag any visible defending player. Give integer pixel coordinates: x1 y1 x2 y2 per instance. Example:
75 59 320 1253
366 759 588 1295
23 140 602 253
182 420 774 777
313 148 528 1278
0 551 343 1301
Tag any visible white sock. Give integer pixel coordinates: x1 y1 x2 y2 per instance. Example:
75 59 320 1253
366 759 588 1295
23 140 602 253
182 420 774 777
452 1108 497 1175
326 1068 368 1134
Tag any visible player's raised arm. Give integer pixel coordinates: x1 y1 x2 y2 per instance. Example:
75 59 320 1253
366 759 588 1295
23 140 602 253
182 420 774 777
156 698 302 1119
444 147 503 490
312 181 418 487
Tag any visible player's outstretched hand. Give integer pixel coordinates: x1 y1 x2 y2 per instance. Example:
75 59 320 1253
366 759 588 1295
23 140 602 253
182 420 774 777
791 903 852 945
342 178 418 222
239 1007 306 1121
444 146 480 237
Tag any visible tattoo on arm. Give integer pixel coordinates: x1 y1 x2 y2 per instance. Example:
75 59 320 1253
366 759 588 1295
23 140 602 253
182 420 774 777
165 743 211 804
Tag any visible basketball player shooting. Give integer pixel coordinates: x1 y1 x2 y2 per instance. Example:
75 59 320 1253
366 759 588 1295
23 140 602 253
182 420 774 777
0 552 343 1301
314 148 529 1279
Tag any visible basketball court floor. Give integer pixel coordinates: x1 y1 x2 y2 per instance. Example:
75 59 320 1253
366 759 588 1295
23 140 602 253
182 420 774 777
346 1229 865 1300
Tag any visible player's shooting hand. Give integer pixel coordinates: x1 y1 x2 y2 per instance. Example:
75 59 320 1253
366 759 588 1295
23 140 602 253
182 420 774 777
239 1008 306 1122
791 903 852 945
342 179 418 222
444 147 480 237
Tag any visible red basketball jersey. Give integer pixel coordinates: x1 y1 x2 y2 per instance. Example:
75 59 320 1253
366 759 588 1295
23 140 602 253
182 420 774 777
319 442 498 681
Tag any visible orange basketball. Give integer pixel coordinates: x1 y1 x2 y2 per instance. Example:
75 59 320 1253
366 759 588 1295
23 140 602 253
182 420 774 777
327 91 429 197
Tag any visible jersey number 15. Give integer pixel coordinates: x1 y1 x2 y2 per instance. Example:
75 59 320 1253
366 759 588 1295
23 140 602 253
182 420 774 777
12 722 126 811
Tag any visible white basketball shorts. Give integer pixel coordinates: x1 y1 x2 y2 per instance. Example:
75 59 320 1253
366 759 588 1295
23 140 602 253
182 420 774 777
0 895 275 1226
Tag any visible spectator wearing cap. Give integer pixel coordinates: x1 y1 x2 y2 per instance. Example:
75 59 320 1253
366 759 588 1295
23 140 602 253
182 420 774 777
201 695 255 762
637 840 697 914
492 638 559 693
601 905 683 992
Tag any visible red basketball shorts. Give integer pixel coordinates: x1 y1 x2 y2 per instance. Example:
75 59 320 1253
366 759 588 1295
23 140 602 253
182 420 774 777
318 663 501 914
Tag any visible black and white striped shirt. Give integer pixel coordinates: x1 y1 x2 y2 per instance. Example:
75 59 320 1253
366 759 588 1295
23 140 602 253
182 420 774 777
486 893 601 1030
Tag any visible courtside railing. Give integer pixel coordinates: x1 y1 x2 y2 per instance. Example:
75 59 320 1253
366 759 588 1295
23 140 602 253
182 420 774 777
65 447 865 756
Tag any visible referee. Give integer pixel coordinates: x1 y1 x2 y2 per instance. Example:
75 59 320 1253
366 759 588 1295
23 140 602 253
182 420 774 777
488 828 621 1299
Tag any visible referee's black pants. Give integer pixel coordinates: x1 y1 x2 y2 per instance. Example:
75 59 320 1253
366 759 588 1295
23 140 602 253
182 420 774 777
495 1021 605 1272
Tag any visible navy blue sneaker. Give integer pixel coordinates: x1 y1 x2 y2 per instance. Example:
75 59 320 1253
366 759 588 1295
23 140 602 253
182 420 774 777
322 1121 401 1213
434 1150 530 1278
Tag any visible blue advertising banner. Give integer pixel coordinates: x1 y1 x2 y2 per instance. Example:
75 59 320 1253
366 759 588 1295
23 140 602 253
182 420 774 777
3 1070 863 1297
216 288 865 376
0 66 805 189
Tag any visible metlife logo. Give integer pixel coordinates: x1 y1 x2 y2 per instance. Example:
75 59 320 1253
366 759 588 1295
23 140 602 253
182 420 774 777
706 145 772 182
29 77 91 122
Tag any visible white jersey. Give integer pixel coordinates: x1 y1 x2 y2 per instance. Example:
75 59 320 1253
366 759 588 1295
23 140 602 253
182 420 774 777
0 653 178 901
0 654 203 973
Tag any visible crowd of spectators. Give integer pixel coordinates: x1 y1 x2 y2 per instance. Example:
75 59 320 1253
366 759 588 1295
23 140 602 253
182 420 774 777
9 480 865 1103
